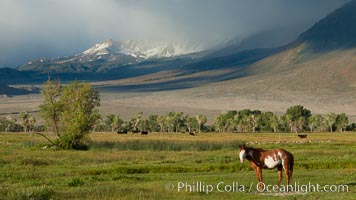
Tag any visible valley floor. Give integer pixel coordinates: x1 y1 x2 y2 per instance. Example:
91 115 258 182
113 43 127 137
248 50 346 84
1 87 355 123
0 132 355 200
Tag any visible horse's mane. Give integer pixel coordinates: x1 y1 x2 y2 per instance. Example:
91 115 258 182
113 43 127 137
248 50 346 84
246 147 267 152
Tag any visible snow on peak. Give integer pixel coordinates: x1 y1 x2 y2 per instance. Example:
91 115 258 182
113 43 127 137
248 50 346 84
83 40 113 55
81 39 201 59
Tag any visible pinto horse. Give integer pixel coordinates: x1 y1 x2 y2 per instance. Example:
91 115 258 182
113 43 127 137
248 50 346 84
239 144 294 189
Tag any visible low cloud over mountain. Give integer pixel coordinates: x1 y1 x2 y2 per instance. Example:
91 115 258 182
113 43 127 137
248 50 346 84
0 0 348 67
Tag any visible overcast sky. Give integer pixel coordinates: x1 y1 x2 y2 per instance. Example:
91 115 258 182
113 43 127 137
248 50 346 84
0 0 349 68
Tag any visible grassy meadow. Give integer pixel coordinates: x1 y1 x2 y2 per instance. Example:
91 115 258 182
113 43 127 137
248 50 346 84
0 132 355 200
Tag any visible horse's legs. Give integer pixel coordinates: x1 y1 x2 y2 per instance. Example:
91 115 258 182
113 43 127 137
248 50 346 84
249 161 263 190
283 162 291 186
277 166 283 187
256 167 263 189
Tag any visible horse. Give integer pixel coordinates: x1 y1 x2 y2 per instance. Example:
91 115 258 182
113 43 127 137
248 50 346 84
117 130 128 134
189 131 196 136
141 131 149 135
298 134 307 139
238 144 294 190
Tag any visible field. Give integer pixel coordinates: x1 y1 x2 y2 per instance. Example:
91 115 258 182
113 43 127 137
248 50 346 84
0 132 355 200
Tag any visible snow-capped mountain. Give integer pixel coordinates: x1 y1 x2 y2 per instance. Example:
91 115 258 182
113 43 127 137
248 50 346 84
82 39 201 60
18 39 202 73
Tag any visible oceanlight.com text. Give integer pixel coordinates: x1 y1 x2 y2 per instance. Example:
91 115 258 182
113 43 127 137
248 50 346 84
257 182 349 193
165 181 349 194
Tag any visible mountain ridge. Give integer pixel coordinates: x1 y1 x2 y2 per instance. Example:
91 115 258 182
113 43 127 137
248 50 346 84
4 0 356 98
18 39 203 74
298 0 356 51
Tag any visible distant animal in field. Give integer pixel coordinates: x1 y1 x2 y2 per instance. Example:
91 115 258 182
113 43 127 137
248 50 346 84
141 131 149 135
298 134 307 139
238 144 294 190
189 131 196 136
117 130 127 134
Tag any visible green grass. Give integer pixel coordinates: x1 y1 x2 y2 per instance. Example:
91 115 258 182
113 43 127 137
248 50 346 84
91 139 242 151
0 132 355 199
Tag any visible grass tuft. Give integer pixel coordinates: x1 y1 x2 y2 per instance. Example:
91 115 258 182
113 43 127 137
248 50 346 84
6 185 53 200
17 158 50 166
67 177 85 187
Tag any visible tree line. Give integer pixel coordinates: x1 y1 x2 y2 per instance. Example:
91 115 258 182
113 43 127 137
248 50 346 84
0 112 37 133
1 105 355 135
213 106 353 133
0 80 355 150
1 104 355 135
100 105 355 134
96 112 208 134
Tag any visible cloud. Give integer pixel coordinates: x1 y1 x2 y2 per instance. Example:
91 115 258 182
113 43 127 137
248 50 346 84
0 0 349 67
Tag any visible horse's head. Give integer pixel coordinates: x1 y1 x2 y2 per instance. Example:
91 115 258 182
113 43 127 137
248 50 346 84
238 144 246 163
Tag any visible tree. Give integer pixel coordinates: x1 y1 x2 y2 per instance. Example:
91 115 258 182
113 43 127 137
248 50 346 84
39 79 62 138
157 115 165 132
335 113 348 132
2 115 16 133
59 81 101 149
18 112 36 133
325 113 337 132
165 112 182 133
122 121 132 132
39 80 101 149
104 114 115 132
104 114 123 132
238 109 256 132
346 123 356 131
133 112 143 131
250 114 261 133
185 116 198 133
139 118 149 131
309 114 323 132
320 116 328 132
174 112 184 133
269 115 279 133
215 111 237 132
241 115 253 132
284 105 311 133
196 114 207 133
215 113 226 133
113 115 123 132
231 113 241 132
28 115 36 133
260 112 274 132
148 115 160 132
